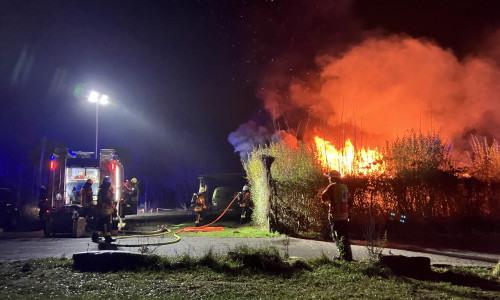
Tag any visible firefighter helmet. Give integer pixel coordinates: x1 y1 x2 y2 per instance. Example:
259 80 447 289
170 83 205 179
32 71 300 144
326 170 341 178
199 186 206 193
131 178 138 184
102 176 112 184
242 185 249 191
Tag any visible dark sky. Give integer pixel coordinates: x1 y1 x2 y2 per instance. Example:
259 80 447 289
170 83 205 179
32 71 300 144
1 0 499 188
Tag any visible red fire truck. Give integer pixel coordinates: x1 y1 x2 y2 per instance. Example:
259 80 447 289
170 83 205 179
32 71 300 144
45 148 136 237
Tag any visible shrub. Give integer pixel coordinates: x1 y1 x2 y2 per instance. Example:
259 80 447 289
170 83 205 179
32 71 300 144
468 136 500 181
384 130 452 178
493 260 500 277
244 141 326 234
244 145 272 228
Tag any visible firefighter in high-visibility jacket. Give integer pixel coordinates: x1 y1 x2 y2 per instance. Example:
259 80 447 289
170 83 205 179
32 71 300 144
237 185 253 224
193 187 208 227
321 170 353 261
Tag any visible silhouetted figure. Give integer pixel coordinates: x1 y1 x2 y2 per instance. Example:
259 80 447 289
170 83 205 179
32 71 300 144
38 186 49 226
79 179 94 219
122 179 133 205
94 176 115 243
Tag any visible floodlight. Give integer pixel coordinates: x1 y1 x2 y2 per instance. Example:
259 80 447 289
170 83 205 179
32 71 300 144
88 90 99 103
99 95 109 105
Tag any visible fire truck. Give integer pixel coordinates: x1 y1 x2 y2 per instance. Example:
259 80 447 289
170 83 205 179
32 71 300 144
45 148 137 237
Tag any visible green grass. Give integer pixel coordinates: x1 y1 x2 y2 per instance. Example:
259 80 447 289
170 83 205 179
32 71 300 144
1 250 498 299
177 222 282 238
123 219 282 238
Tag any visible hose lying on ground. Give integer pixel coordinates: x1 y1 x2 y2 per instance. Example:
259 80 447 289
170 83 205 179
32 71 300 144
175 194 239 234
111 194 239 247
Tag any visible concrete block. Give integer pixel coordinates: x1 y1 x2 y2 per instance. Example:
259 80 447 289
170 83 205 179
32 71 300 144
380 255 431 278
72 218 86 238
73 251 146 271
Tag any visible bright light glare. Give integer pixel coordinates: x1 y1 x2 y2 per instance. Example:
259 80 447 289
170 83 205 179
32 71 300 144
99 95 109 105
88 90 99 103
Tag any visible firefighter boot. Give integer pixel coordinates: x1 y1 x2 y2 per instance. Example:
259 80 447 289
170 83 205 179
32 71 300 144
240 210 246 224
195 213 203 227
104 235 116 243
91 232 100 243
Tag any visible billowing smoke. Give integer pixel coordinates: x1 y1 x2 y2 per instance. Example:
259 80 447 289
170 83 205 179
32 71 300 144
228 1 500 159
227 121 272 160
227 120 299 160
256 33 500 150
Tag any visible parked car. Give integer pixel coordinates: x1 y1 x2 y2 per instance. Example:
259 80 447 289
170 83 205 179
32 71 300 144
211 186 240 211
0 187 20 230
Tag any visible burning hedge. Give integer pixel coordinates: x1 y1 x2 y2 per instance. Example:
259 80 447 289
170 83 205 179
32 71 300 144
243 132 500 236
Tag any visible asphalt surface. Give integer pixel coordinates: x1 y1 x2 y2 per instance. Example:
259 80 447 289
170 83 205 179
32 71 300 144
0 210 498 267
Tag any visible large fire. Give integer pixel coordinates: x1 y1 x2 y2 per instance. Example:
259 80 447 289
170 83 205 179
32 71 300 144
314 136 386 176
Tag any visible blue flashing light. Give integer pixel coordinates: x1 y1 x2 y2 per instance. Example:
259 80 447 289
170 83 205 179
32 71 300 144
68 150 76 156
50 155 55 160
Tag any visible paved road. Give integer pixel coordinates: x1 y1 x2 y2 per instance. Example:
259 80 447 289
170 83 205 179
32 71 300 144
0 230 498 267
1 210 498 266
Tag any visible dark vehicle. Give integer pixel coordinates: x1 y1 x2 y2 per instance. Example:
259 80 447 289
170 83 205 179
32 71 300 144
0 187 20 231
211 186 239 211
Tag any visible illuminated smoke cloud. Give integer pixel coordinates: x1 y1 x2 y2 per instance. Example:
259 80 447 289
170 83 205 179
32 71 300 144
272 130 298 148
258 34 500 149
227 120 272 160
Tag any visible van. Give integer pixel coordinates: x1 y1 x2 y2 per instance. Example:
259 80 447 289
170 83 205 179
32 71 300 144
211 186 240 211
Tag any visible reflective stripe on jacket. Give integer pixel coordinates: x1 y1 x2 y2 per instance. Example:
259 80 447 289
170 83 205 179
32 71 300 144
321 183 348 221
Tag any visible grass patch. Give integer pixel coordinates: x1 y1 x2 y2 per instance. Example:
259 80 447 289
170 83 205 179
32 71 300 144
1 250 499 299
176 222 282 238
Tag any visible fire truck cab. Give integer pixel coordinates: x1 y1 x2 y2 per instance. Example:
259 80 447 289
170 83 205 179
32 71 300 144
45 148 136 237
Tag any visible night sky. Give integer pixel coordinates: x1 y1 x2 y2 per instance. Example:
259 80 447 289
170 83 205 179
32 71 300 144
1 0 500 194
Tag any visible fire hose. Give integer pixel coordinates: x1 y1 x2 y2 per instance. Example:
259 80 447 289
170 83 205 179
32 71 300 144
112 194 239 247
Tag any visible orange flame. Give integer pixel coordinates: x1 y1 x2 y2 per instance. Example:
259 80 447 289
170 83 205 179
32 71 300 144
314 136 386 176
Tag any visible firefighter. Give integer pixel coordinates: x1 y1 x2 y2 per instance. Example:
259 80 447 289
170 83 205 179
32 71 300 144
38 186 49 226
123 179 133 202
237 185 253 224
130 178 138 196
193 186 208 227
121 179 134 216
321 170 353 261
79 179 94 219
93 176 115 243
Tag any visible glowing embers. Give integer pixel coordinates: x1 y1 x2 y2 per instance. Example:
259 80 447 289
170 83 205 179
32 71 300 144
314 137 386 176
